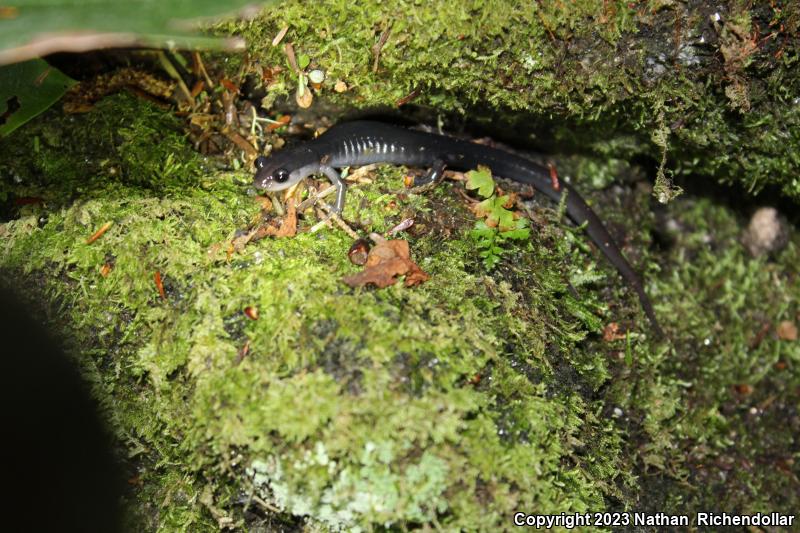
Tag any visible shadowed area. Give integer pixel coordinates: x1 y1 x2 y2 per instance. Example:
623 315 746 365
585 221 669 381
0 282 122 532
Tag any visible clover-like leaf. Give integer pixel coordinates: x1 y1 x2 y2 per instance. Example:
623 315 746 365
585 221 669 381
465 166 495 198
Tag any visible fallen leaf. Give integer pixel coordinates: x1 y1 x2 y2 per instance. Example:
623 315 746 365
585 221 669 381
212 200 298 259
246 199 298 246
403 263 430 287
777 321 798 341
229 229 256 254
342 238 429 288
502 192 518 209
220 78 239 93
603 322 626 342
272 25 289 47
268 198 298 237
254 195 273 211
99 263 113 277
266 114 291 132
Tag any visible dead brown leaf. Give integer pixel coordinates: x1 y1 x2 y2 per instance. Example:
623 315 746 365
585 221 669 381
603 322 626 342
212 199 298 259
271 199 298 237
228 230 256 254
253 198 298 240
777 321 798 341
254 195 273 211
342 239 429 288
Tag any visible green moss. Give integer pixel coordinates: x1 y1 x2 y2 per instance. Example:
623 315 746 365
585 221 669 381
1 93 660 529
222 0 640 112
219 0 800 200
0 94 205 206
1 9 799 525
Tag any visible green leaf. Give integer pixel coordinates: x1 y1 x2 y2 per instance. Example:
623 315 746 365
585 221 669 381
298 54 311 70
500 228 530 240
469 229 495 241
0 1 271 65
475 196 515 230
496 208 515 231
483 254 500 269
0 59 75 136
465 166 495 198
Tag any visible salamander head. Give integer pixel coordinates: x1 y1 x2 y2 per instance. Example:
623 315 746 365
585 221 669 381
253 146 318 192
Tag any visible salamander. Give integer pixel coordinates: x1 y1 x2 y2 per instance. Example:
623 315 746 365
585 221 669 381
254 120 663 335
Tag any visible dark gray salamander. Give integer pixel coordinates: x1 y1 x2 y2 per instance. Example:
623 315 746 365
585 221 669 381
254 120 663 335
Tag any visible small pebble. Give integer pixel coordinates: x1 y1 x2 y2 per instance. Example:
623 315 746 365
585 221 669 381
741 207 789 257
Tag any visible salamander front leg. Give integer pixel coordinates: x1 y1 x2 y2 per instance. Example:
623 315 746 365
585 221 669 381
320 165 347 215
410 159 447 192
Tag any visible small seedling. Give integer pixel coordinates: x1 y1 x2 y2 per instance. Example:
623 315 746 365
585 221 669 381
284 44 325 109
466 166 530 269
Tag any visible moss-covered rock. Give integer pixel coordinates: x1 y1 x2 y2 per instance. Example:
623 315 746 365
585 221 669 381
1 87 798 530
221 0 800 201
0 94 642 529
1 0 799 529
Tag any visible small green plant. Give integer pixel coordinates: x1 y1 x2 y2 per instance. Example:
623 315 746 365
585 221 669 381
466 166 530 269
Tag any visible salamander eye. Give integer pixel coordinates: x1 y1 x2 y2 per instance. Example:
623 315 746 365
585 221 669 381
255 156 268 170
275 168 290 183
